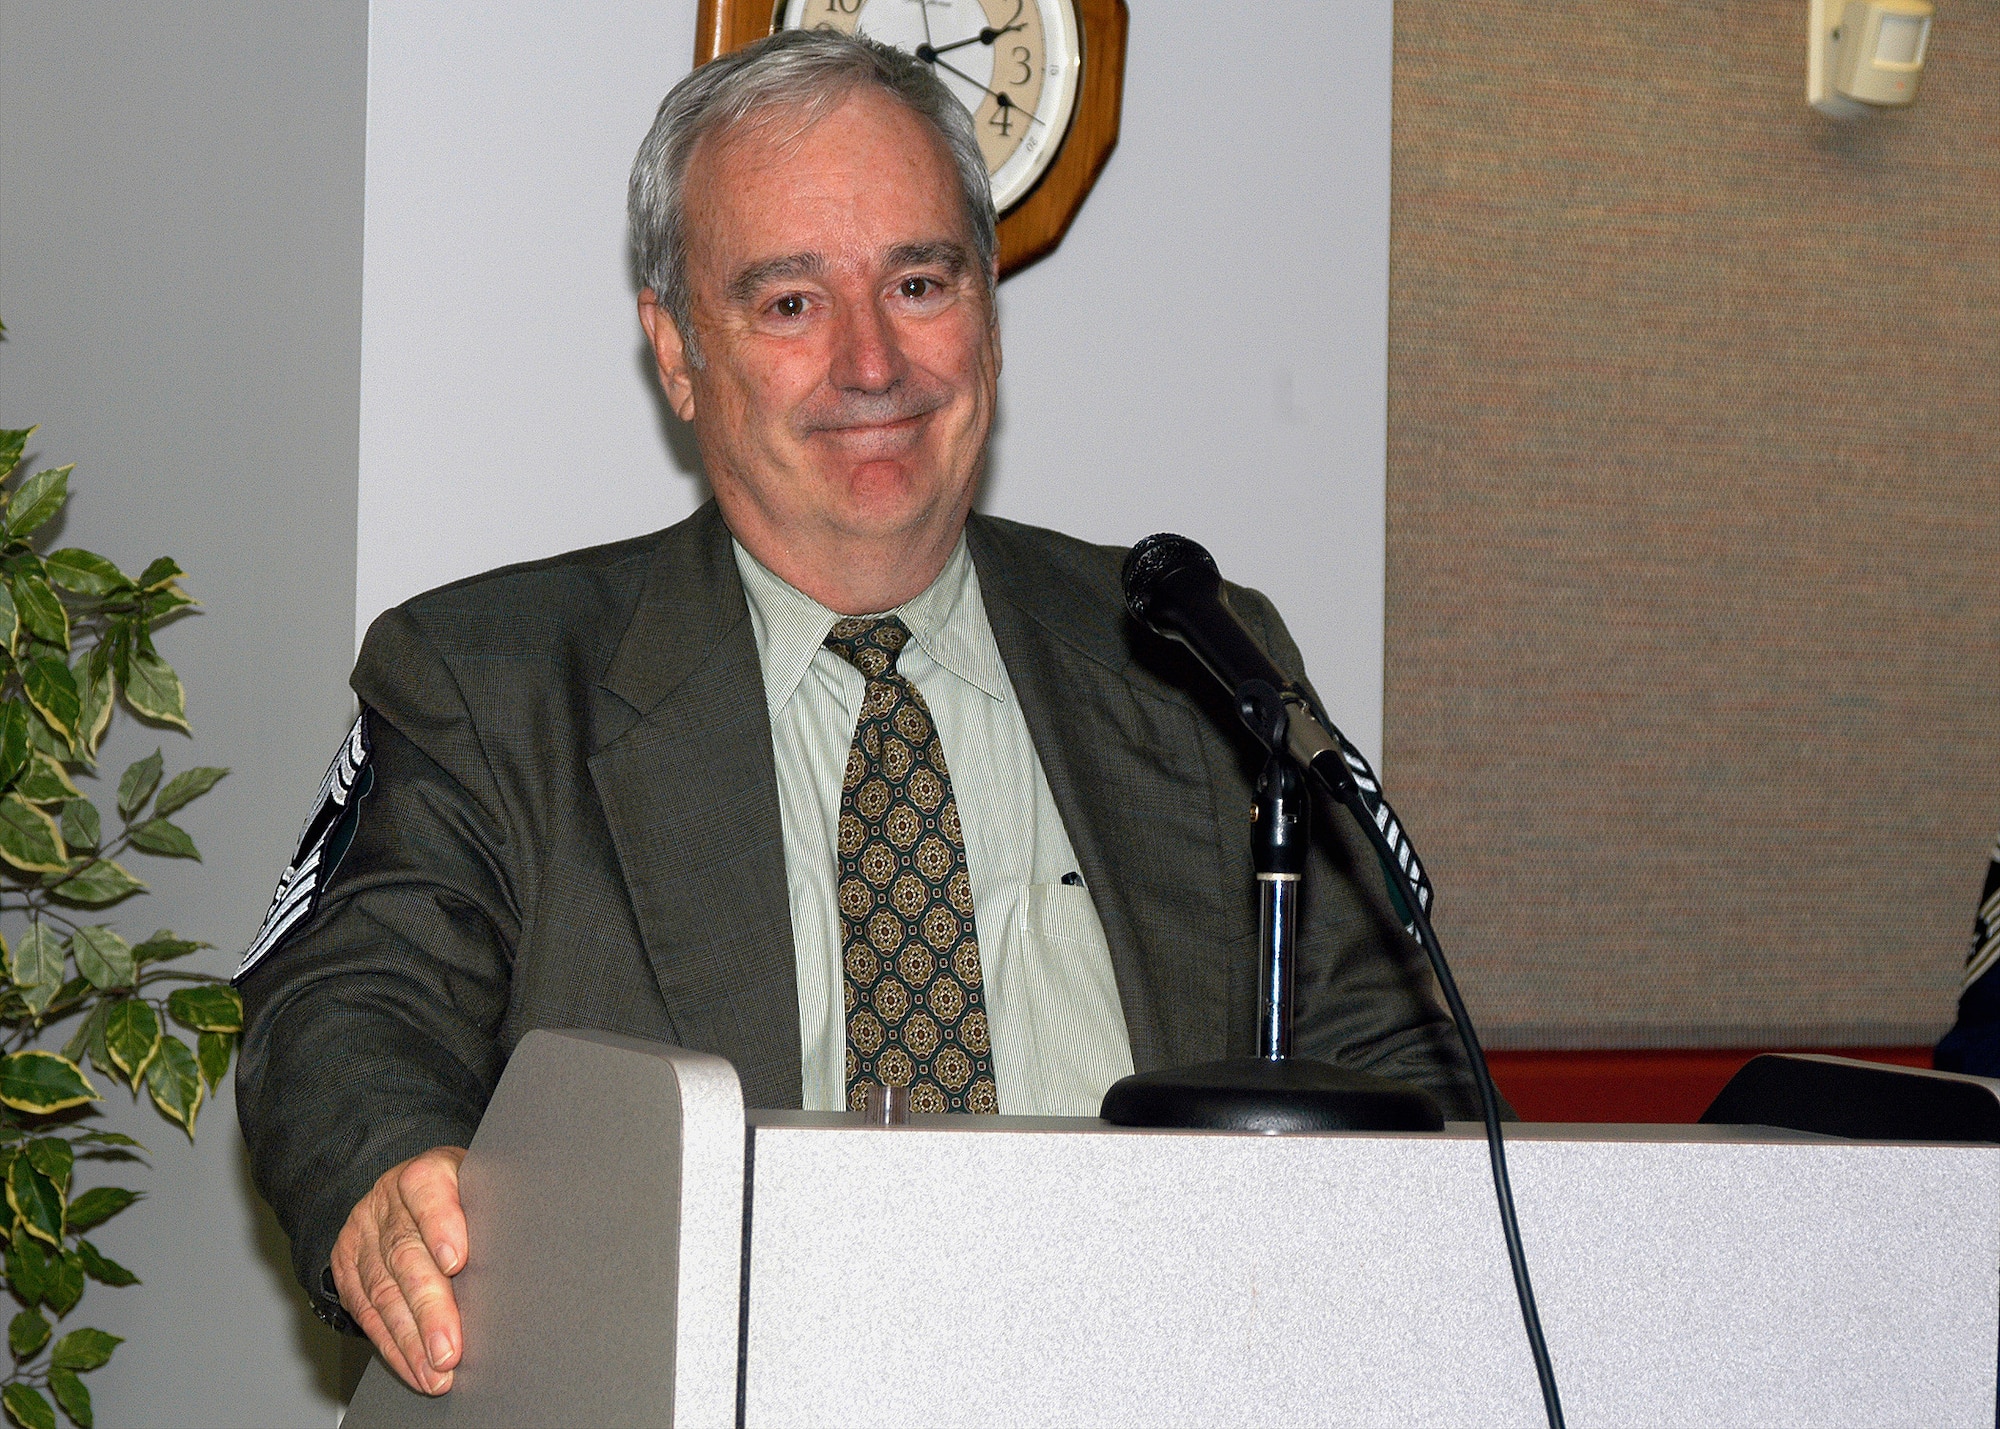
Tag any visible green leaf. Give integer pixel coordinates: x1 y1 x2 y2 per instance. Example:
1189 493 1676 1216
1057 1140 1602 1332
45 1370 87 1429
121 646 187 732
0 795 68 875
2 1382 56 1429
8 1307 50 1358
20 661 78 744
141 586 196 620
71 648 111 763
43 1253 83 1317
46 974 90 1013
67 929 133 991
0 583 17 658
73 1240 135 1290
0 429 31 481
132 932 203 965
126 818 197 860
7 926 65 1018
14 752 79 805
46 859 143 908
0 1053 96 1115
0 703 28 792
24 1140 72 1198
64 1189 136 1235
58 1003 109 1066
22 708 69 764
66 1130 142 1150
5 570 66 652
196 1031 233 1091
145 1036 203 1136
103 1003 159 1088
59 799 99 853
49 1328 119 1373
4 467 71 541
103 624 131 692
6 1226 51 1304
42 550 128 598
152 766 226 818
7 1157 63 1247
136 558 183 591
84 1008 113 1082
167 985 241 1033
115 751 162 821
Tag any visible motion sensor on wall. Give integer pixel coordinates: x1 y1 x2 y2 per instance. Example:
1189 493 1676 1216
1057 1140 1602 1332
1808 0 1934 118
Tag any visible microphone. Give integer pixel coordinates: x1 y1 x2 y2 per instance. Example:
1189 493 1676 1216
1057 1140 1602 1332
1122 531 1565 1428
1121 533 1433 920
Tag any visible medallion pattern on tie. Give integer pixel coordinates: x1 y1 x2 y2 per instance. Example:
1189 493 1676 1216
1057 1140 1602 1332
825 616 997 1115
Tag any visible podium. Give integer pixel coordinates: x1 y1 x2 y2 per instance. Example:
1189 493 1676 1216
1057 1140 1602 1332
345 1030 2000 1427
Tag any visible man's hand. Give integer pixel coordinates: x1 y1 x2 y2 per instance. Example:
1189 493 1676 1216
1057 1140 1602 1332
332 1146 470 1395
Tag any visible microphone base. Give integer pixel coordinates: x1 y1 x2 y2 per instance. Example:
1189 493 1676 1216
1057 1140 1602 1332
1098 1056 1444 1133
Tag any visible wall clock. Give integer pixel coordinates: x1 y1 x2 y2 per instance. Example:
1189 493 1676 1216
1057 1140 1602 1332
693 0 1128 277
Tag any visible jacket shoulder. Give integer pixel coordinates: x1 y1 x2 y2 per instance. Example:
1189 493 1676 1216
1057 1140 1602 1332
387 528 665 655
968 513 1127 600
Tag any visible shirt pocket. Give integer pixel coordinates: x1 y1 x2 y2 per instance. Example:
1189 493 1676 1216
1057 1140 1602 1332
1013 880 1133 1108
1021 880 1104 947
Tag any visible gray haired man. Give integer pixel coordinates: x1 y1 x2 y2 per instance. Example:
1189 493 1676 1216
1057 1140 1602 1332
236 30 1476 1396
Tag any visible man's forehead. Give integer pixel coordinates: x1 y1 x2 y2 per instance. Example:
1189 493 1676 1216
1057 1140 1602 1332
683 88 970 281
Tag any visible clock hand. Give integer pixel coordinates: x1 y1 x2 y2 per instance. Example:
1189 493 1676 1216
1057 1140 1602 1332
922 23 1024 60
918 1 1028 60
918 0 936 53
926 55 1045 126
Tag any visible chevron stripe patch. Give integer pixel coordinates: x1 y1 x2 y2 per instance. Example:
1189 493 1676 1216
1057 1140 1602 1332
235 712 374 982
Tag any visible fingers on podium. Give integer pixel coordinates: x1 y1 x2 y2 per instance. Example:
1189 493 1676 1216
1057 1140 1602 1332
336 1145 469 1396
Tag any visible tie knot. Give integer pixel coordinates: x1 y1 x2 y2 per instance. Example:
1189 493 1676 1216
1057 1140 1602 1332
824 615 910 680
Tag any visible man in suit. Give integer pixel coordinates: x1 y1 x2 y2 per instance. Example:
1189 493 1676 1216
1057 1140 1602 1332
236 30 1479 1396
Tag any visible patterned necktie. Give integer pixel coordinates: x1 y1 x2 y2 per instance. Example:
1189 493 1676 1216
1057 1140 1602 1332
824 616 997 1115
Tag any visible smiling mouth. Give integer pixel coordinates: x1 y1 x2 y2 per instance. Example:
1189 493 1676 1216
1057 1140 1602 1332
820 414 924 435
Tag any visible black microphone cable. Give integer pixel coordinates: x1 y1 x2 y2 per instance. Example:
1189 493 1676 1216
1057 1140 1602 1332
1125 534 1565 1429
1289 683 1565 1429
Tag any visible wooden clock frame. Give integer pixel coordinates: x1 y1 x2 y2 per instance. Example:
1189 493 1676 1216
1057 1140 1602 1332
692 0 1128 278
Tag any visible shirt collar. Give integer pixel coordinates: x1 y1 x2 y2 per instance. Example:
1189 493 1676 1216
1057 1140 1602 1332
732 534 1010 713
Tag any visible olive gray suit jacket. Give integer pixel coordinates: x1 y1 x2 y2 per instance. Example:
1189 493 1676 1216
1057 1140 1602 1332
237 503 1477 1293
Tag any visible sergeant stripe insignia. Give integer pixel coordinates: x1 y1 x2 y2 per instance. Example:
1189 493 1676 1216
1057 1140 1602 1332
234 712 375 983
1328 718 1436 922
1960 835 2000 992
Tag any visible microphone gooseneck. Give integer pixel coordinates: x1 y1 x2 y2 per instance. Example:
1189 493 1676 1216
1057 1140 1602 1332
1121 532 1566 1429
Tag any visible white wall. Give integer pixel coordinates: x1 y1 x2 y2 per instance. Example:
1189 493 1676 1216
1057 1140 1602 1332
356 0 1396 760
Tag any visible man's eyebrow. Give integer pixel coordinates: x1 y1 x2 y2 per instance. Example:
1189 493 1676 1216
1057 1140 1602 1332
726 252 825 304
887 241 970 277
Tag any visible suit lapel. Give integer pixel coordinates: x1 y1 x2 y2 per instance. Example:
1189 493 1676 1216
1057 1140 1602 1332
968 517 1242 1072
588 505 803 1109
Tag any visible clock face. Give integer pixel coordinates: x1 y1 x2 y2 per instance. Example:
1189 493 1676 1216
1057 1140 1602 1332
777 0 1083 215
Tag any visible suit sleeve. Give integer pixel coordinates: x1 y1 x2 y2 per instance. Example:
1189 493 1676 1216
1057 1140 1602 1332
235 608 523 1294
1228 583 1497 1121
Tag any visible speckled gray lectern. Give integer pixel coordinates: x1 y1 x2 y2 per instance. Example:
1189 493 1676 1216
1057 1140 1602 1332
347 1031 2000 1428
344 1031 743 1428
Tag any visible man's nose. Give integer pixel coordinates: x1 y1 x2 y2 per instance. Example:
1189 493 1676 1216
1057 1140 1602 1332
828 297 907 394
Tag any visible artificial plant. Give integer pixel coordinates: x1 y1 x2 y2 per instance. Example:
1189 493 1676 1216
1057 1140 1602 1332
0 413 233 1429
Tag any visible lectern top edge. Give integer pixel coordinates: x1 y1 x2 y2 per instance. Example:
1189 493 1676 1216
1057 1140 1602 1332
744 1108 1993 1150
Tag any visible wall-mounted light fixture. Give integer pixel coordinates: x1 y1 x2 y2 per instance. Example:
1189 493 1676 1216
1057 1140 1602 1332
1808 0 1935 118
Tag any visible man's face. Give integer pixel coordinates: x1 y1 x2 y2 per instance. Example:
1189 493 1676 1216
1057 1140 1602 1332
642 87 1000 592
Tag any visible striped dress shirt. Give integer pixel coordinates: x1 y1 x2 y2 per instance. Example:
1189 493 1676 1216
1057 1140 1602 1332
733 536 1136 1115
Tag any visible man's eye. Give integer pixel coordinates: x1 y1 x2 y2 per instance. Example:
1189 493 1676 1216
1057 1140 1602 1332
772 294 807 318
898 276 939 300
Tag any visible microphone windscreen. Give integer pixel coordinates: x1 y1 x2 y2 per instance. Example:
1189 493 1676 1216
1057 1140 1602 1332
1122 533 1219 622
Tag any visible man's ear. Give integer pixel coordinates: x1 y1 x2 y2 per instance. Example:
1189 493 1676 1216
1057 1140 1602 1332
986 264 1003 378
637 289 699 423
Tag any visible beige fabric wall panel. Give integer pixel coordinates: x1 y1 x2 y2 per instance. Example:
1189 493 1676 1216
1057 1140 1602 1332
1385 2 2000 1048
